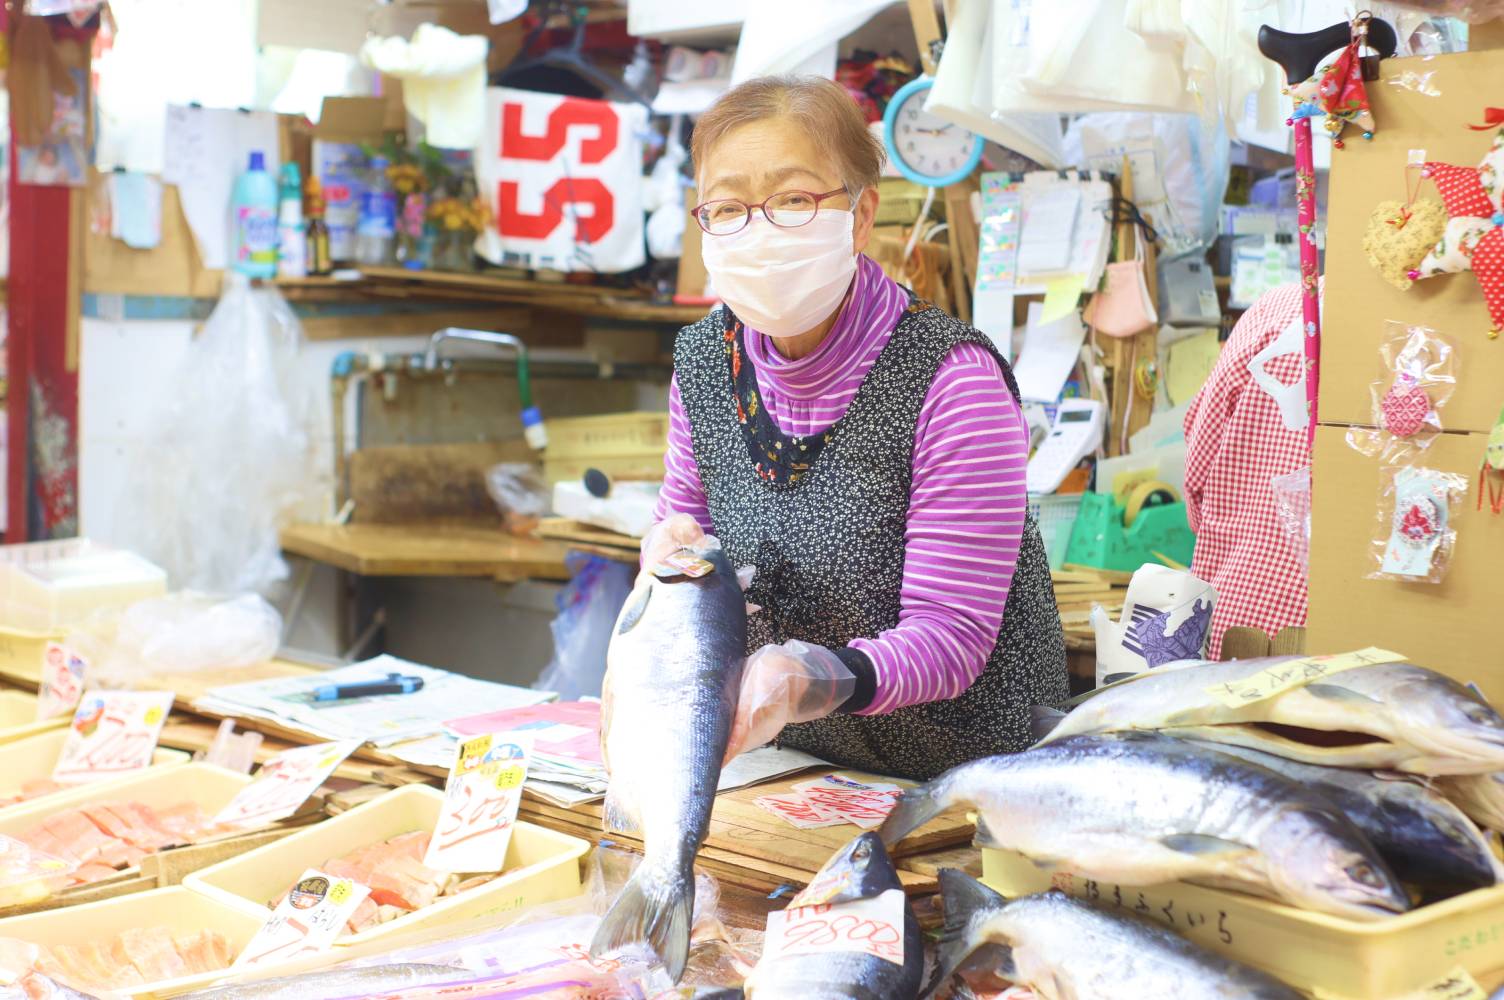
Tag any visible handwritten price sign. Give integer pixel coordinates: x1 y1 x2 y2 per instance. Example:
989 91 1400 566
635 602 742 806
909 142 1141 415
36 642 86 721
794 776 902 830
1207 647 1406 709
762 888 907 967
51 690 174 784
423 733 532 874
754 792 845 830
213 740 361 829
233 869 370 968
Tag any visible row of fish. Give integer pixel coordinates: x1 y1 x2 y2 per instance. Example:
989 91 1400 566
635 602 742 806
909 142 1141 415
0 927 235 995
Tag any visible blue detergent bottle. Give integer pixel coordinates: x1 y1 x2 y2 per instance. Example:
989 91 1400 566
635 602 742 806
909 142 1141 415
232 151 279 278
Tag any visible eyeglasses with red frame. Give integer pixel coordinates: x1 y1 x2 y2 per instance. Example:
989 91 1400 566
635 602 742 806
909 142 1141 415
692 188 849 236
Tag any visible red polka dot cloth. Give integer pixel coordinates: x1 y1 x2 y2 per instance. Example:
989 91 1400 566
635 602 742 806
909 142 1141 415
1415 127 1504 336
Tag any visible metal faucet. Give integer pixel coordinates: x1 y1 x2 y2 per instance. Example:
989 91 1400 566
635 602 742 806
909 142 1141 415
422 328 547 450
424 328 528 371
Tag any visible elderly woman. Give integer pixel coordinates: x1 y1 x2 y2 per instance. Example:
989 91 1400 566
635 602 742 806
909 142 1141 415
648 75 1068 782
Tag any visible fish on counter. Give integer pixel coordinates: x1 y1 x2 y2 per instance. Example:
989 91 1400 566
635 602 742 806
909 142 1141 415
0 781 65 811
1439 772 1504 832
1034 659 1504 775
16 800 236 887
591 541 748 982
1 927 235 996
927 869 1303 999
879 732 1409 920
1194 742 1501 897
168 964 470 1000
706 832 922 999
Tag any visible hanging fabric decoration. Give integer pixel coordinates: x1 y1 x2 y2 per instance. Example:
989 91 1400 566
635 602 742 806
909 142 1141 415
1285 13 1376 150
1409 125 1504 339
1363 159 1447 290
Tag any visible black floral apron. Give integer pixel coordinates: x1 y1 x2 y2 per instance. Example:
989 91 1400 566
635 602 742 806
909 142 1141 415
673 298 1069 780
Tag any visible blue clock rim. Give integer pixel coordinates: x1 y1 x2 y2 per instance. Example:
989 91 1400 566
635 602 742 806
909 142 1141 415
882 75 984 189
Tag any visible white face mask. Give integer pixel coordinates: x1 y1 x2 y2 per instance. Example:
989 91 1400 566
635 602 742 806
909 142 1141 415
700 208 858 338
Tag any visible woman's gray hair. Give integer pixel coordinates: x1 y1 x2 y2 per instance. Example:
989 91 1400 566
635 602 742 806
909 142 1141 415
690 74 886 194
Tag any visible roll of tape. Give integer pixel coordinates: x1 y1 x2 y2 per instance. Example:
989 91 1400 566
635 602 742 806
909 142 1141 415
1124 480 1180 527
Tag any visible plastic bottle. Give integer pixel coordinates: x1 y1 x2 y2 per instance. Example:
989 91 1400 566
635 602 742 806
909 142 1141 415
231 151 278 279
354 155 397 267
276 162 307 279
305 175 333 277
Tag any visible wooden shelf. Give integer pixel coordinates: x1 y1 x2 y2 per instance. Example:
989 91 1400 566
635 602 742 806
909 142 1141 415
280 522 573 581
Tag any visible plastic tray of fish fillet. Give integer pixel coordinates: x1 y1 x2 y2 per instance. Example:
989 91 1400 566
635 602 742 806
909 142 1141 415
0 690 64 746
0 885 271 998
982 846 1504 999
0 729 190 811
0 763 253 877
184 784 590 948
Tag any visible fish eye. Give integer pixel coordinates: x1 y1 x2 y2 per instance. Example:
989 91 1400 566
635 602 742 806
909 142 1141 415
852 842 871 860
1344 861 1385 889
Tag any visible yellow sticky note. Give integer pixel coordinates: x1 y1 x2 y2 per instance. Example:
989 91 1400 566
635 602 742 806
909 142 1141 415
1206 647 1408 709
1167 329 1223 405
1039 274 1085 325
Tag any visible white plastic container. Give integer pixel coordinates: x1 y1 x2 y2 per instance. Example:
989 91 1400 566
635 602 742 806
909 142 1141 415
0 691 63 745
0 729 188 812
0 539 166 632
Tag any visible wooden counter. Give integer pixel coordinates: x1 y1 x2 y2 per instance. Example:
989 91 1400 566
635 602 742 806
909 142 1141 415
280 522 572 581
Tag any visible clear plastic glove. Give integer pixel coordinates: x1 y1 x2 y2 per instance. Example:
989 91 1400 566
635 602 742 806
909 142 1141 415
724 640 856 764
640 512 713 571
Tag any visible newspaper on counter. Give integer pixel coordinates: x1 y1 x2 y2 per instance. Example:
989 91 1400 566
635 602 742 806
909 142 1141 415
194 655 554 746
438 700 827 807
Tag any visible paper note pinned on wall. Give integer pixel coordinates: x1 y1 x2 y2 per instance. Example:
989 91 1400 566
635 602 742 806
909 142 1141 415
162 105 280 270
1166 329 1223 406
1039 274 1085 325
110 173 164 250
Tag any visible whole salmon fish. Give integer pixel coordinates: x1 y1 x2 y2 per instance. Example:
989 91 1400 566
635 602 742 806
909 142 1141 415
590 540 747 982
879 733 1408 920
928 871 1303 999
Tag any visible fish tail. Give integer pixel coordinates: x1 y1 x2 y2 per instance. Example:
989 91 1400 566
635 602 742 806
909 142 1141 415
923 869 1008 999
878 776 949 848
590 867 694 983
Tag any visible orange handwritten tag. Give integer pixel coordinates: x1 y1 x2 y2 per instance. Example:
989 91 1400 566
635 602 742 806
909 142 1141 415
213 740 362 829
762 888 907 967
233 869 371 968
423 732 532 874
51 690 174 784
36 642 87 721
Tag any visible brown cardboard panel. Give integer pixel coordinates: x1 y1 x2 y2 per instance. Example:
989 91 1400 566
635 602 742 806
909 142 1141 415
1324 49 1504 435
1306 425 1502 688
83 173 220 298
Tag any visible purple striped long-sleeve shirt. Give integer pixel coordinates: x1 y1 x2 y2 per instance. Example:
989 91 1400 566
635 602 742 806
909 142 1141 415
656 255 1029 715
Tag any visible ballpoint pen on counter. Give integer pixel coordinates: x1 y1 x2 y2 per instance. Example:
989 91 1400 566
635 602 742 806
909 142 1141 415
311 672 426 703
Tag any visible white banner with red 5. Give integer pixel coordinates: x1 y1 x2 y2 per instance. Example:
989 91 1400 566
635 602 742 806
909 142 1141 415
477 87 647 274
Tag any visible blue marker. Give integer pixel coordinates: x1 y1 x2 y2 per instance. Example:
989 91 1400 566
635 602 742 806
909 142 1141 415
311 672 424 702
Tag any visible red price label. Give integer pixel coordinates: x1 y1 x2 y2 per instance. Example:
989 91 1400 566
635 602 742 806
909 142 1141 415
52 691 174 784
423 734 531 874
763 888 907 967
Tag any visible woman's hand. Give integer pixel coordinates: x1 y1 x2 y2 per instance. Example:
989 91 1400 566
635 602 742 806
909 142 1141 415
640 512 710 570
724 640 855 764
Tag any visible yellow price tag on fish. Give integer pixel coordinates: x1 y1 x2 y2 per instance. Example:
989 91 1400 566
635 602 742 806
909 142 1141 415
1206 647 1408 709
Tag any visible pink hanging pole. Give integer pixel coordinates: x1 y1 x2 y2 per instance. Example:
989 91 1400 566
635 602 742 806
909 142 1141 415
1293 117 1320 449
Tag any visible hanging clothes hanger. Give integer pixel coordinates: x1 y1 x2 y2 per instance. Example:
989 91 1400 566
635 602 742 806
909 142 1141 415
1257 15 1398 86
497 0 652 108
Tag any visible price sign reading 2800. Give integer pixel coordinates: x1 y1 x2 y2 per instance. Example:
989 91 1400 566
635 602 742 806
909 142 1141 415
423 733 533 875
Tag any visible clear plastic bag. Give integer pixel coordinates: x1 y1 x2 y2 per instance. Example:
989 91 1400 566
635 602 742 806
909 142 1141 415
1271 465 1312 571
1347 321 1456 460
533 553 636 699
1368 466 1468 585
110 274 323 596
1378 0 1504 20
66 591 282 684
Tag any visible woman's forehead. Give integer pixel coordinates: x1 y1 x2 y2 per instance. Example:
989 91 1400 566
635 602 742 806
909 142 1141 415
699 118 839 197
